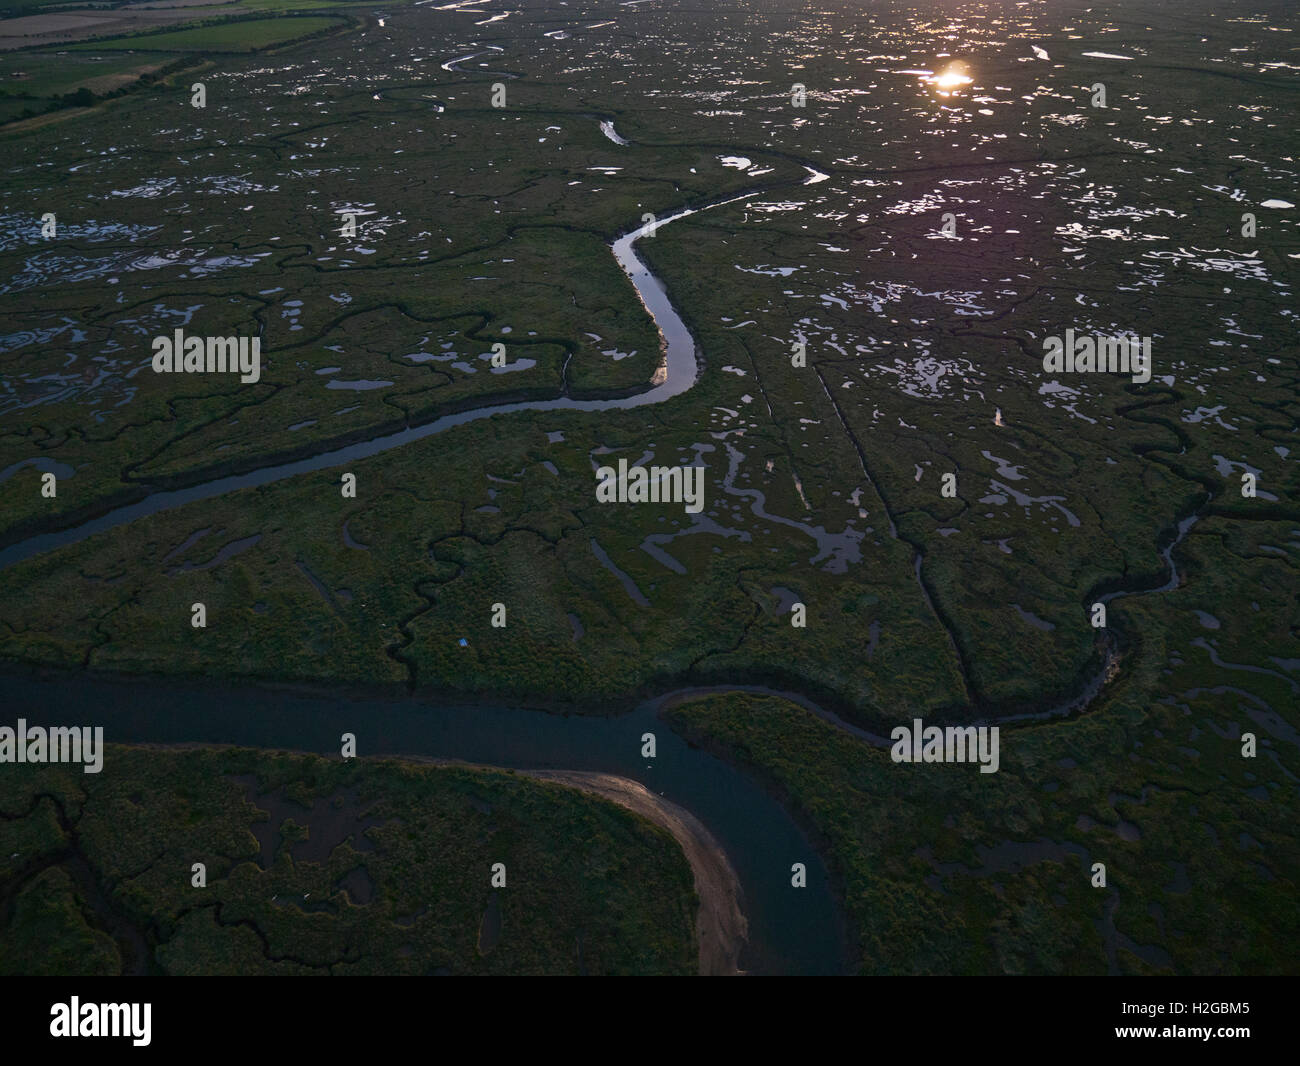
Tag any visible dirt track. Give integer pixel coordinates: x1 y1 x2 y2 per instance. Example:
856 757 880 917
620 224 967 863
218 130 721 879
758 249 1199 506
524 769 748 976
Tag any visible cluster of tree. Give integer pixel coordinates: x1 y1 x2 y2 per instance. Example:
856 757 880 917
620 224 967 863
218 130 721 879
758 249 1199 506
3 55 192 123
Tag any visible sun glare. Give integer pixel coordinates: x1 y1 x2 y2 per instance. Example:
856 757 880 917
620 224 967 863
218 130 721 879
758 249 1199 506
926 61 973 95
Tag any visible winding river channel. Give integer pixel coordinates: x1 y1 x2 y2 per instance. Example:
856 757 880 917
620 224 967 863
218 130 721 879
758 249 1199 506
0 673 846 975
0 113 1210 975
1 161 848 974
0 186 759 572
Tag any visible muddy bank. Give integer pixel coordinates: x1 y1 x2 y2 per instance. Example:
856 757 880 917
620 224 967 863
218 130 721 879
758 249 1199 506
524 769 746 976
1 673 843 974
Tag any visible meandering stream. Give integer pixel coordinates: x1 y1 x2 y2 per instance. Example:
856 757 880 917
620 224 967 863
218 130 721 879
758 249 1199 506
0 113 839 976
0 672 846 975
0 104 1215 975
0 184 760 572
